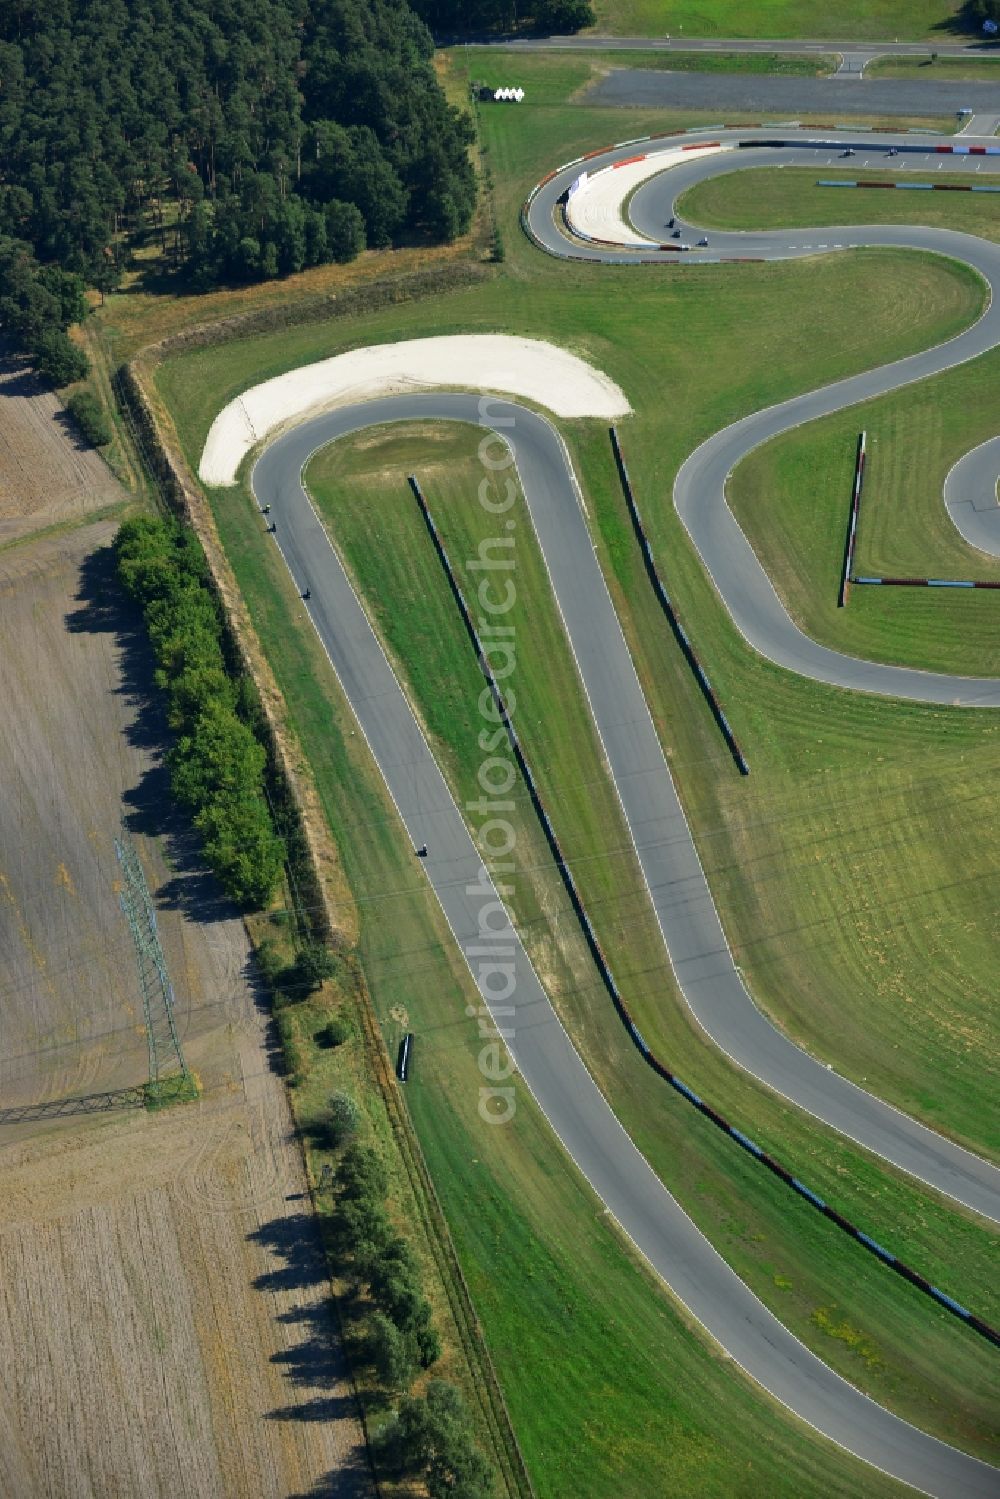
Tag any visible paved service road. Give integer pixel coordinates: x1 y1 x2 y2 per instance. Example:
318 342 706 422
253 397 997 1498
585 67 1000 118
491 35 998 60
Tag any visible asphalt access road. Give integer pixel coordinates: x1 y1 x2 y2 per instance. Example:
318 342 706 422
491 35 998 59
584 66 1000 117
531 131 1000 703
252 396 998 1497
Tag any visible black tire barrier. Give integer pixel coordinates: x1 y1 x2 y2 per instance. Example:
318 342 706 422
819 180 1000 193
842 434 999 594
852 576 1000 589
747 138 1000 158
840 431 866 608
408 474 1000 1353
609 427 750 776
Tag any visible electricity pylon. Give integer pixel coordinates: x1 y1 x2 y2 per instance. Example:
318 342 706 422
115 824 187 1086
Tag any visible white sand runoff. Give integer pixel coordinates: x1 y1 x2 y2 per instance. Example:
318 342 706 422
198 334 631 485
567 143 733 248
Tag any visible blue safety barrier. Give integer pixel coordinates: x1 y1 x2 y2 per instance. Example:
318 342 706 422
857 1232 896 1264
852 575 999 588
930 1289 972 1318
730 1128 764 1158
817 179 1000 193
791 1179 827 1210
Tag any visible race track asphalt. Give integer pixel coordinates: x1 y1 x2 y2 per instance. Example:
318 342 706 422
242 129 1000 1494
253 397 997 1498
945 435 1000 555
530 132 1000 705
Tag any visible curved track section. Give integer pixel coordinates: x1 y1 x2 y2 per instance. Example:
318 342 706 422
255 390 1000 1217
529 130 1000 703
945 436 1000 557
252 396 997 1497
565 142 733 246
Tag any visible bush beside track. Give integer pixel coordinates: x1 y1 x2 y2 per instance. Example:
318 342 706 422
116 516 285 909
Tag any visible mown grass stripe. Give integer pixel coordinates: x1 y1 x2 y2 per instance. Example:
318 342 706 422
411 470 1000 1354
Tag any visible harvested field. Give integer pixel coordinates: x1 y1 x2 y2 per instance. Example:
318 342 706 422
0 348 122 547
0 394 367 1493
0 522 244 1108
0 1069 370 1499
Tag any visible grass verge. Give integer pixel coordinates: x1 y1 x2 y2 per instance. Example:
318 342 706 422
293 419 1000 1461
868 55 1000 80
728 344 1000 669
154 87 997 1181
468 46 838 93
586 1 971 43
208 468 918 1499
246 905 530 1496
678 164 1000 242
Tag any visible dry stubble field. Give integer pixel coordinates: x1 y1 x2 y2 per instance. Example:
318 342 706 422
0 382 367 1496
0 347 123 547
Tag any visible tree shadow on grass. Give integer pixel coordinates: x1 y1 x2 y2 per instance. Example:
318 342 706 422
933 3 1000 39
65 540 241 926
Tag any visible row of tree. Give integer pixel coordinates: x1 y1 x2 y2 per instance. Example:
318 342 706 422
410 0 594 35
380 1380 495 1498
115 516 286 909
333 1141 443 1386
331 1141 494 1496
0 0 477 295
0 236 90 384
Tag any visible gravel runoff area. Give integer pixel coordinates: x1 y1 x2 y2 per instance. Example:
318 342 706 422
567 143 734 245
199 334 632 485
586 67 1000 117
